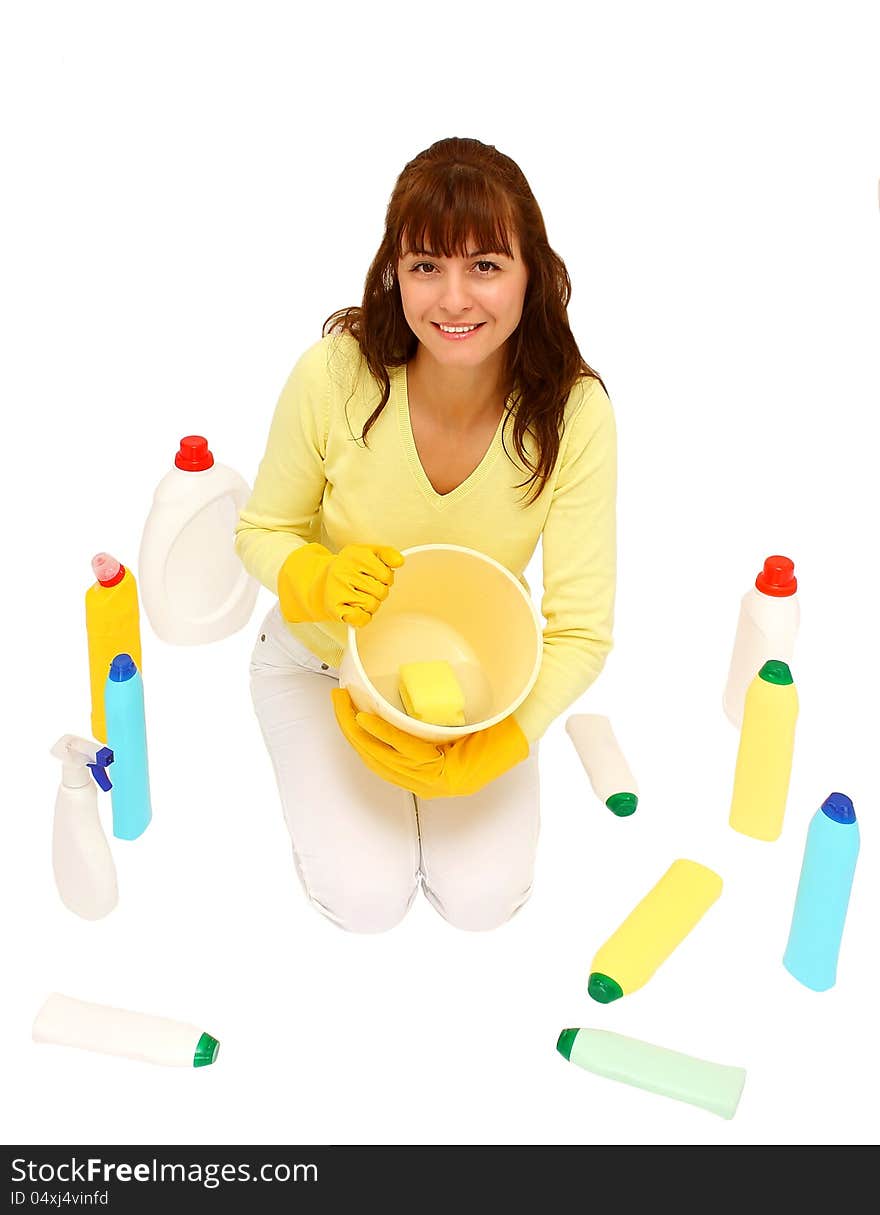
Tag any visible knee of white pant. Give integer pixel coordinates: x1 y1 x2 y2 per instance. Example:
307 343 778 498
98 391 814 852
427 877 533 932
310 878 417 934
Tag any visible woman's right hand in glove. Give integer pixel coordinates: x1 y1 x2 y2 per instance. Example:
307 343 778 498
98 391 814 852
277 542 404 627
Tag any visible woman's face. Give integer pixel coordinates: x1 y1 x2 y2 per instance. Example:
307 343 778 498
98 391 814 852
396 233 529 369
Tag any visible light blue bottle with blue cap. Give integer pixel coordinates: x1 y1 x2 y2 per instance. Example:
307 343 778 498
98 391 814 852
783 792 859 991
104 653 152 840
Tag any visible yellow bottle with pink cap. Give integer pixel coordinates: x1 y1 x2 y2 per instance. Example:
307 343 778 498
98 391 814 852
85 553 143 743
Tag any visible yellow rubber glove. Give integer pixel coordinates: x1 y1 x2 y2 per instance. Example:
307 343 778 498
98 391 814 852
278 543 404 627
331 688 530 799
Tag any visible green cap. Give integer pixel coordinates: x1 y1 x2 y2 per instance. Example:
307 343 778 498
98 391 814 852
193 1032 220 1068
758 660 793 685
606 792 638 818
556 1028 579 1060
588 972 624 1004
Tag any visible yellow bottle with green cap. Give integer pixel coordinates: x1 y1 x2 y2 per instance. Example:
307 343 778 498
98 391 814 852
729 659 799 841
588 860 723 1003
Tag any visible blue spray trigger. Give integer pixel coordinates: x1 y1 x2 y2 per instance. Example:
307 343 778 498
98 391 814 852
88 746 114 792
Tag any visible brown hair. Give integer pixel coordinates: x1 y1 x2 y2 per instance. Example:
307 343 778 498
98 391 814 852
323 136 607 504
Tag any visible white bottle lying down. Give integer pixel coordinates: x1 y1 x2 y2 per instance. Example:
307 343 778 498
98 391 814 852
565 714 639 817
32 993 219 1068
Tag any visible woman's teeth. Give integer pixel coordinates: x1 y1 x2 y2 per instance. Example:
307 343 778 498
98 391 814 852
433 322 484 339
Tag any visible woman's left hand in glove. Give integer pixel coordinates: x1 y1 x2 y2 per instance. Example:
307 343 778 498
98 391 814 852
331 688 529 799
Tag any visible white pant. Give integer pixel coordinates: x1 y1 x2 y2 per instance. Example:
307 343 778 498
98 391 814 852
249 606 541 933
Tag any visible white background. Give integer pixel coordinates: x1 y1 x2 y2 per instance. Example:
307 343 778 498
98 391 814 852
2 0 878 1148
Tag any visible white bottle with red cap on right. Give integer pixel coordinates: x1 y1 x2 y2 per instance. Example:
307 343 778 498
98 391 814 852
139 436 259 645
722 555 799 728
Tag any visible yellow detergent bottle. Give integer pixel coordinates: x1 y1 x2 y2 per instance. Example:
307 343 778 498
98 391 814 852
85 553 143 743
729 659 798 841
588 860 723 1003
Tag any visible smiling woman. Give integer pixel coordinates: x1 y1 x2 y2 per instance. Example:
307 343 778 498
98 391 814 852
396 238 530 475
235 136 617 936
324 138 608 503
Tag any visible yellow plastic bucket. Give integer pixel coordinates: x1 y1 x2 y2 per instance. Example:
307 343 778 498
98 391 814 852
338 544 543 742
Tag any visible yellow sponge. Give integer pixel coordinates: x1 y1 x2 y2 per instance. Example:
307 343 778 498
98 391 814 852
399 661 466 727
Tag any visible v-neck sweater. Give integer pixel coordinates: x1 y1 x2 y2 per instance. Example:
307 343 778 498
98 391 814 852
234 332 617 743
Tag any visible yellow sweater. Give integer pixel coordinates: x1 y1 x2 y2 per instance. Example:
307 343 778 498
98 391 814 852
234 332 617 743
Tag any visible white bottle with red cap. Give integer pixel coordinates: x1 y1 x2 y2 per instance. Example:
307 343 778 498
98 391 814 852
138 436 259 644
723 555 799 728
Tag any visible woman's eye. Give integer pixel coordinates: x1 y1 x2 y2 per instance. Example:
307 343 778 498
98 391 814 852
410 260 499 275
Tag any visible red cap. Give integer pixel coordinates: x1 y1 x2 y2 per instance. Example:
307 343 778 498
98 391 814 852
175 435 214 472
755 555 797 597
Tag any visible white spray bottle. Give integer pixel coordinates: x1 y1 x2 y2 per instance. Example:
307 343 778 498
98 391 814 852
50 735 118 920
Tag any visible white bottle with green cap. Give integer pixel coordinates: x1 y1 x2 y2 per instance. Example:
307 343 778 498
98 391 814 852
32 994 219 1068
565 714 638 817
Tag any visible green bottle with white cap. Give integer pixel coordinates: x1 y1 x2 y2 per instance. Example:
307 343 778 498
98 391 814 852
557 1028 746 1119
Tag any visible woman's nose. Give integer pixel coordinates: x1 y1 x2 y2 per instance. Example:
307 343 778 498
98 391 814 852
438 270 472 314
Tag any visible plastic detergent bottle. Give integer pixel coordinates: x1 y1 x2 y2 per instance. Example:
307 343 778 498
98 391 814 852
783 792 860 991
50 735 117 920
138 435 259 644
565 713 639 817
587 859 723 1003
33 993 219 1068
556 1028 746 1120
85 554 142 743
728 660 799 842
104 653 152 840
723 555 799 728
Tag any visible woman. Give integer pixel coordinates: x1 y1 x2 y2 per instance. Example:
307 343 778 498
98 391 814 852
235 137 616 934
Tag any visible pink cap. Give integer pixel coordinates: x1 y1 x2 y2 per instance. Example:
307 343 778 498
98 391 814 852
91 553 125 588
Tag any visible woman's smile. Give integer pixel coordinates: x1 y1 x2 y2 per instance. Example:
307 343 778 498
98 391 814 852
431 321 486 341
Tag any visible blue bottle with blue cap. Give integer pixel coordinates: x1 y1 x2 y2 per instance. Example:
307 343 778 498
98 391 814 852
783 792 860 991
104 652 152 840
